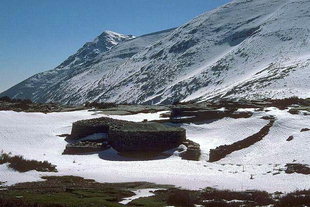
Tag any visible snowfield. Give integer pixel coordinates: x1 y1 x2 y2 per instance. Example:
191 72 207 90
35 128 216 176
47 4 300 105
0 109 309 193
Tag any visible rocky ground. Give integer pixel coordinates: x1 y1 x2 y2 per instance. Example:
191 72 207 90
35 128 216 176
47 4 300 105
0 96 84 113
0 96 169 114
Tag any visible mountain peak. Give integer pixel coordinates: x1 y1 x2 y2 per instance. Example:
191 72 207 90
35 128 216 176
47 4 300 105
100 30 135 38
93 30 135 46
57 30 134 69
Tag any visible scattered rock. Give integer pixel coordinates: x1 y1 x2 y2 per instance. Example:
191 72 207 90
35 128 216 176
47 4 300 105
301 128 310 132
286 136 294 141
285 163 310 175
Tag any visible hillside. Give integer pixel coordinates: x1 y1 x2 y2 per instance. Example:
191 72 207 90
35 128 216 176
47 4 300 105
2 0 310 104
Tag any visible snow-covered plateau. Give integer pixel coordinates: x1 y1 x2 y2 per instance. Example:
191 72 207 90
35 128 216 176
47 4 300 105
0 107 309 193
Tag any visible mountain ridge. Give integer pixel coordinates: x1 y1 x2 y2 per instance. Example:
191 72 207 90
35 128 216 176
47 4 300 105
2 0 310 104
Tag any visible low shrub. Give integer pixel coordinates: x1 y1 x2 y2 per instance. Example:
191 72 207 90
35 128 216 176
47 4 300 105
201 188 273 206
285 163 310 175
0 96 32 104
166 189 198 207
0 152 57 173
276 190 310 207
0 198 66 207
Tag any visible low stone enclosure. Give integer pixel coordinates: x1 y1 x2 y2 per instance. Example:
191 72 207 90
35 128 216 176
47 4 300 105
69 117 186 153
168 104 253 124
209 116 276 162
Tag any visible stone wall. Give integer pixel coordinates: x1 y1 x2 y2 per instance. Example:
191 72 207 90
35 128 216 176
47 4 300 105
109 128 186 153
209 117 275 162
70 117 126 139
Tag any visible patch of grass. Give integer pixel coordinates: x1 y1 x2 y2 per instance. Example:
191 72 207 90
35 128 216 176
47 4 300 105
0 197 67 207
1 176 309 207
127 188 200 207
2 190 123 207
1 176 171 207
166 189 199 207
0 152 57 173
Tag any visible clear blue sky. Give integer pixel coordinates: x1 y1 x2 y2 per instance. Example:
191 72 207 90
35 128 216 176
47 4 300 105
0 0 231 93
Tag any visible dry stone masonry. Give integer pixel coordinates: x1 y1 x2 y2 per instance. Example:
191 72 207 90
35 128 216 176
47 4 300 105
70 117 186 153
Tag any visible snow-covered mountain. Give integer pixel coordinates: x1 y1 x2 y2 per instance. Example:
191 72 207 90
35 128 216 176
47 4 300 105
1 29 174 104
58 31 135 70
2 0 310 104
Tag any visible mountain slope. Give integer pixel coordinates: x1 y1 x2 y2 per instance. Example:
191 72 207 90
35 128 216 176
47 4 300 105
98 0 310 104
2 0 310 104
1 29 173 104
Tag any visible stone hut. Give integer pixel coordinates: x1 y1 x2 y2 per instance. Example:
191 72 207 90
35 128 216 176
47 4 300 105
70 117 186 153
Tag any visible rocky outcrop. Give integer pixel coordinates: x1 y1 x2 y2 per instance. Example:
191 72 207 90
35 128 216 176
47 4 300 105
70 117 186 153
